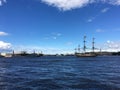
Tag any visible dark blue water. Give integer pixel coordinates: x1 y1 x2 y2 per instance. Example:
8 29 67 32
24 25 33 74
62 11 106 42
0 56 120 90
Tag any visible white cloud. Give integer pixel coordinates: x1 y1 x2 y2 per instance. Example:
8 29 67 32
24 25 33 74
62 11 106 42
106 0 120 5
100 40 120 52
96 29 105 33
0 41 11 50
52 36 57 39
51 32 62 39
87 7 109 22
0 31 8 36
41 0 120 11
0 0 7 6
106 40 120 49
101 7 109 13
66 42 73 46
44 32 62 40
41 0 94 11
116 0 120 5
87 19 93 22
87 17 95 22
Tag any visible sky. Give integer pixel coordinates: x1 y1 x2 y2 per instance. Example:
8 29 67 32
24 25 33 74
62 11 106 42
0 0 120 54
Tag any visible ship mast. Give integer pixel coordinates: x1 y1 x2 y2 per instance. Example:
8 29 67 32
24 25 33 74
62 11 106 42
92 38 95 53
12 50 15 56
83 36 86 53
74 48 77 53
78 45 80 53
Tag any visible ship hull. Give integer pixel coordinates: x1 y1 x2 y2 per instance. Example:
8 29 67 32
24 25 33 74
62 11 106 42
75 53 97 57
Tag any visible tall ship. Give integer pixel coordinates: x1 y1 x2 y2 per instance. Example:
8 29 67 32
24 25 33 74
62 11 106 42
75 36 97 57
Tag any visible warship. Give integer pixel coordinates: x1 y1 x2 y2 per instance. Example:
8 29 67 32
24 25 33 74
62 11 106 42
75 36 97 57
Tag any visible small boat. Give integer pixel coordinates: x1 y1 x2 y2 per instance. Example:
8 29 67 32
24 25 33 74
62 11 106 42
75 36 97 57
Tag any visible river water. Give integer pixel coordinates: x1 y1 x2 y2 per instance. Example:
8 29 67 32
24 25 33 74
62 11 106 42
0 56 120 90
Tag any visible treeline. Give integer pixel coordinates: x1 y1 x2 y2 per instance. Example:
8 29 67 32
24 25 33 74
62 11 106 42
112 52 120 55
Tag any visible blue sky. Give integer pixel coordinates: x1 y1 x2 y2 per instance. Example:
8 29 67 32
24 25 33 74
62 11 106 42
0 0 120 54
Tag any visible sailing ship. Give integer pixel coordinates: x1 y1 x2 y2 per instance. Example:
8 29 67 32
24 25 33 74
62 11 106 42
75 36 97 57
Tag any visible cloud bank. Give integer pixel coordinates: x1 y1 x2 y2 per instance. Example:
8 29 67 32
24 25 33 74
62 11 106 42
0 41 11 50
101 7 109 13
97 40 120 52
41 0 94 11
0 0 6 6
0 31 8 36
41 0 120 11
103 40 120 52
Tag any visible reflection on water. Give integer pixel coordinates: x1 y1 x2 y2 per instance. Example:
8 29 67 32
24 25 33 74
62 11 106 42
0 56 120 90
